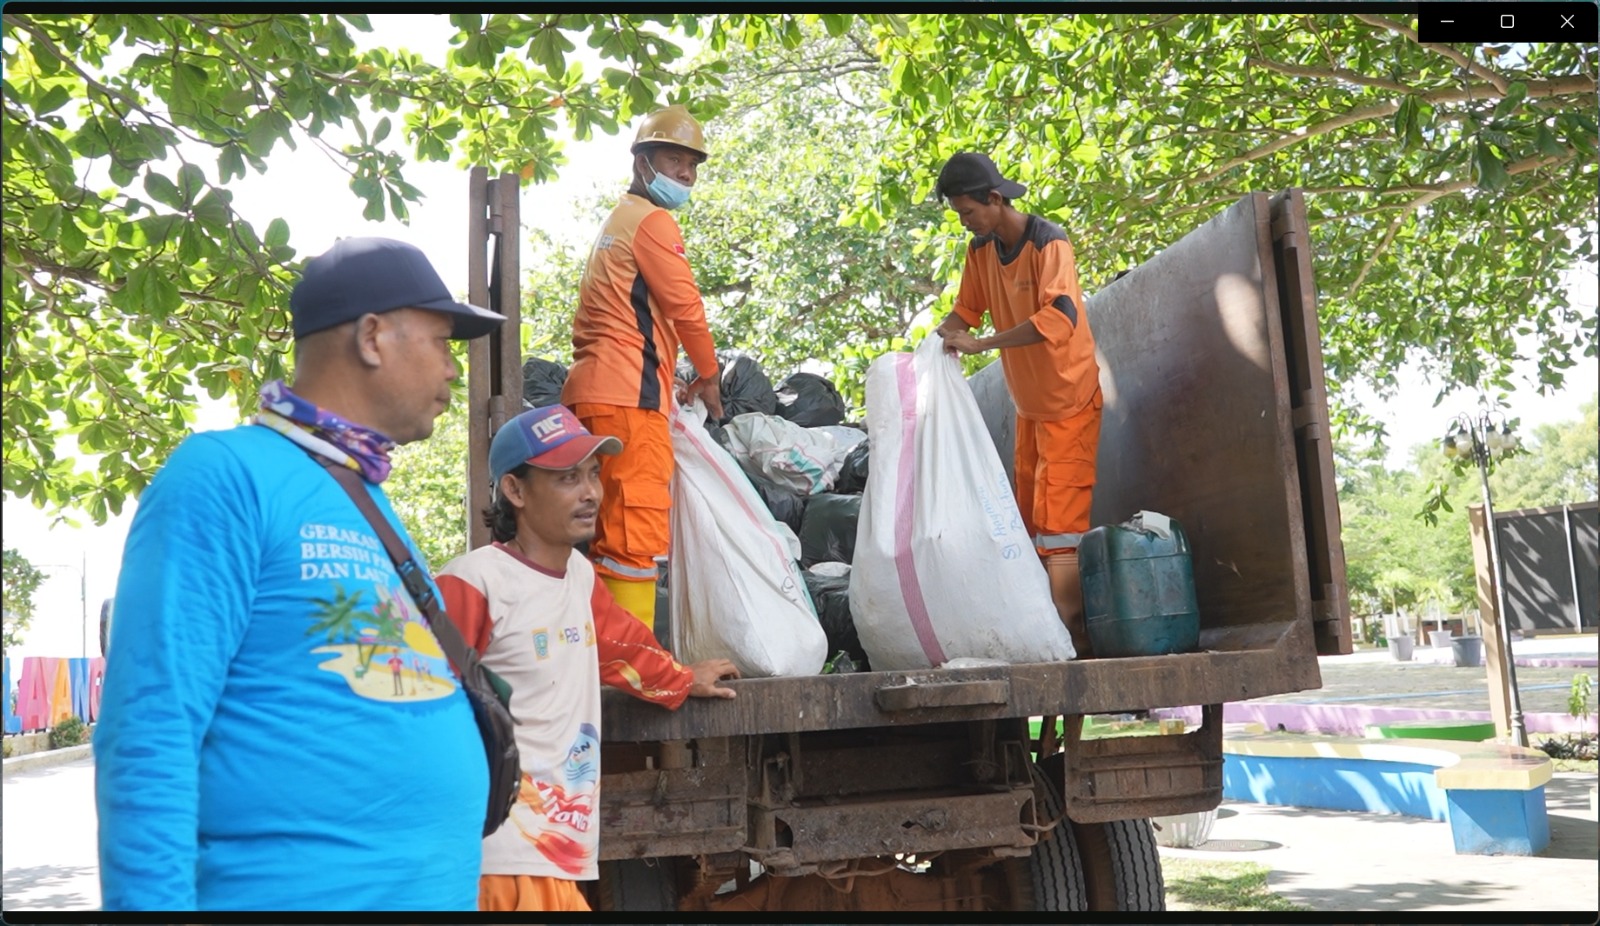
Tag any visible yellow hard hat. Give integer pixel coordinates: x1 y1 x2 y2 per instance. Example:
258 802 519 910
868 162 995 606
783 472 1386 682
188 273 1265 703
631 105 708 158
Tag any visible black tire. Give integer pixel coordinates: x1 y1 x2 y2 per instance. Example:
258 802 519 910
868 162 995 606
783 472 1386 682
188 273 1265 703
1098 815 1165 910
1023 760 1090 910
596 857 679 912
1040 753 1166 912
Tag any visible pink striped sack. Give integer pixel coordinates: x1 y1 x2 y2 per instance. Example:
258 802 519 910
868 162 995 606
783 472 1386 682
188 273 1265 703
849 336 1077 670
668 399 829 677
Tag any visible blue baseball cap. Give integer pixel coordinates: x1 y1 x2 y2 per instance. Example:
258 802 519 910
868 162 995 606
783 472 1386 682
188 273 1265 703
290 237 506 340
491 405 622 480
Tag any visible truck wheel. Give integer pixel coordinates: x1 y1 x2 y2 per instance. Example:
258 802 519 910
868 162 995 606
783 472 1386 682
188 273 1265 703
596 857 679 911
1018 760 1090 910
1040 754 1166 911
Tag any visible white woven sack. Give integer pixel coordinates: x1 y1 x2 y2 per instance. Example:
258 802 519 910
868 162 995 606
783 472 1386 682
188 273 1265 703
669 401 827 677
722 412 850 496
849 336 1076 670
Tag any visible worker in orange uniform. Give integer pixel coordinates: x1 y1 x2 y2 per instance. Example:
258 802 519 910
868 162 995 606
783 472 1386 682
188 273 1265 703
561 105 725 630
932 152 1103 656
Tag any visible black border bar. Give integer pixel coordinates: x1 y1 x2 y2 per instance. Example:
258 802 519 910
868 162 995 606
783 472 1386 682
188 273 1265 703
1418 2 1599 43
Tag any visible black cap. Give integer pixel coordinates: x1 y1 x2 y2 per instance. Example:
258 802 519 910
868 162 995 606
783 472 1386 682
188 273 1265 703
936 152 1027 201
289 237 506 340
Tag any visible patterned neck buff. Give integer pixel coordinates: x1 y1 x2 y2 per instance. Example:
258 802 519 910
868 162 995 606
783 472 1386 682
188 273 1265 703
255 379 396 483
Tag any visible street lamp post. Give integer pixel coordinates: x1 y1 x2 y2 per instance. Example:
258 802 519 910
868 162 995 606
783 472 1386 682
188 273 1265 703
1442 409 1527 747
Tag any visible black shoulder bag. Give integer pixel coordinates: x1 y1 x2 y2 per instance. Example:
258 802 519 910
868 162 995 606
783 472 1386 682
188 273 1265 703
315 457 520 837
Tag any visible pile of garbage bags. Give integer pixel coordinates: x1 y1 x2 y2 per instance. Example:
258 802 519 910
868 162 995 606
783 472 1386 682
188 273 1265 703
525 352 873 671
526 345 1067 676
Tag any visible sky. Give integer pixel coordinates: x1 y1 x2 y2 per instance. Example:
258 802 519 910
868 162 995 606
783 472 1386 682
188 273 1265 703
4 14 1596 662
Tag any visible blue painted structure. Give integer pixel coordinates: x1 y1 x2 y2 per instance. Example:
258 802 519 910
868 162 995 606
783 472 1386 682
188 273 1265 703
1446 788 1551 856
2 657 17 734
1221 744 1552 856
1224 754 1449 821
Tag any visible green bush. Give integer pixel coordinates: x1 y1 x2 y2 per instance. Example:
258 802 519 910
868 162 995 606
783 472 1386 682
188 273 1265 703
49 716 87 749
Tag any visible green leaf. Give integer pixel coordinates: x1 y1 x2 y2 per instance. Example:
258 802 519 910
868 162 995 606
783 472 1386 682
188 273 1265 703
1493 81 1528 119
28 204 63 238
264 217 291 249
35 84 71 115
1534 124 1566 157
143 171 183 209
192 190 231 230
176 164 207 208
58 215 86 256
1473 140 1508 191
218 144 246 183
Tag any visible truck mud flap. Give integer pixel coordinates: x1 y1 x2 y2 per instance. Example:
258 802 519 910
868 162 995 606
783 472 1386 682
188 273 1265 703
1058 705 1224 823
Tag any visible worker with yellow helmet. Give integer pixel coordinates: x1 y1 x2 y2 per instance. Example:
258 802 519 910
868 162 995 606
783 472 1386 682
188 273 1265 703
560 105 725 629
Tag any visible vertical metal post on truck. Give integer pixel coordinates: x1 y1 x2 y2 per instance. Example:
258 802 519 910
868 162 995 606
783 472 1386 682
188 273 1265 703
465 168 524 550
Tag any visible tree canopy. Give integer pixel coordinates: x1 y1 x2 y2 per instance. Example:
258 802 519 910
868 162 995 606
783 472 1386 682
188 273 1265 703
5 12 1595 525
3 547 47 648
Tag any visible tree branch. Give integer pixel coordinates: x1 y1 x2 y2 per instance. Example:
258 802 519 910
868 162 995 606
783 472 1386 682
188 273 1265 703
1163 75 1592 193
1245 56 1411 94
1342 149 1576 299
1352 13 1511 95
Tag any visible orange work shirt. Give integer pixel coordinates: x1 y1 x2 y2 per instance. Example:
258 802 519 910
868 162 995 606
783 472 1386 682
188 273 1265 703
563 195 719 411
951 215 1100 421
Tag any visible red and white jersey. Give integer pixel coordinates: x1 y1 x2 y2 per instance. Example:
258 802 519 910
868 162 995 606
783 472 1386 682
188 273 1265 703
436 543 692 880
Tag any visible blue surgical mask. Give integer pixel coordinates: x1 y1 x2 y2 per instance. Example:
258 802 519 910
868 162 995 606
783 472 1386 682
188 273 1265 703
644 161 692 210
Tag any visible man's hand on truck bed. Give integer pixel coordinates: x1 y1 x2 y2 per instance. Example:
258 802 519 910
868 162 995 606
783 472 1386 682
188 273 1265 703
687 658 741 699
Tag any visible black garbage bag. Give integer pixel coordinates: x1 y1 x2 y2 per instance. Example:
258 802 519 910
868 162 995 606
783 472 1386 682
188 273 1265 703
521 357 568 409
803 570 869 671
718 353 779 422
832 439 870 495
679 351 779 424
799 493 860 567
774 372 846 428
753 479 806 535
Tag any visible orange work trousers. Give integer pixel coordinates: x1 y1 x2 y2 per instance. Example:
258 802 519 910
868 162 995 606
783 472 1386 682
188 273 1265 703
570 403 673 582
479 874 591 911
1015 391 1102 554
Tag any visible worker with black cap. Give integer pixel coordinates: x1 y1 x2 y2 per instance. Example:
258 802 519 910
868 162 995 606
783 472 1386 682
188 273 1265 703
562 105 726 631
95 236 504 911
932 152 1104 655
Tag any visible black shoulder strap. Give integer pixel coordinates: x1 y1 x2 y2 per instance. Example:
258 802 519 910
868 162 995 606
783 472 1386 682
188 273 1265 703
313 456 477 678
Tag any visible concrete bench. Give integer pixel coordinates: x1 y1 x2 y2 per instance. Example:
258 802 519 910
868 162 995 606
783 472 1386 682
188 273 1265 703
1221 732 1553 856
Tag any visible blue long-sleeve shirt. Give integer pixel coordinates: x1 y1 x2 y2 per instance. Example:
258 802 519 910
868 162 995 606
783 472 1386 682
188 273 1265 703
94 425 485 911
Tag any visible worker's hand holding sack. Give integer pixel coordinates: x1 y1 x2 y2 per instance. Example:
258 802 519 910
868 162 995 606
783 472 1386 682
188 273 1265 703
668 399 828 677
850 336 1077 670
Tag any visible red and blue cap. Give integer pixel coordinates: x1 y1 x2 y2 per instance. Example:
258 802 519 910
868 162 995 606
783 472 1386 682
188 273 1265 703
490 405 621 480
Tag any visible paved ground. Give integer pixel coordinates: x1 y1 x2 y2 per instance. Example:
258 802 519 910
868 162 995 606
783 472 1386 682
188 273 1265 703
1163 771 1597 914
2 755 99 912
1268 635 1598 717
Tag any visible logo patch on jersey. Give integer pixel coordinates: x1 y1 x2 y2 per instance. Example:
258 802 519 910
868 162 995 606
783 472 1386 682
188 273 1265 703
673 242 686 258
533 629 551 659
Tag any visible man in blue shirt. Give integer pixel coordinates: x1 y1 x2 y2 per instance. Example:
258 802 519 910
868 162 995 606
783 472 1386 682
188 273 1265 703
94 238 505 911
